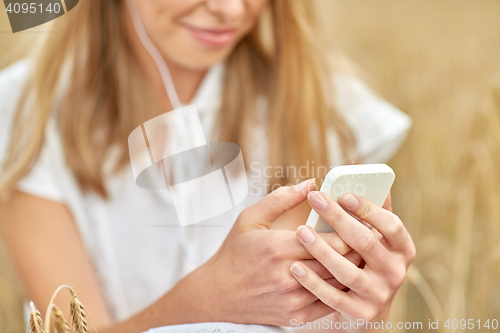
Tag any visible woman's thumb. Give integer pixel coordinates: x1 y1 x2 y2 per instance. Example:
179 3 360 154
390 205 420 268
239 179 316 230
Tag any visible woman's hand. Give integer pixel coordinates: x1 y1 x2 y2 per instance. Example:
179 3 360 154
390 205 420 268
168 179 363 326
289 192 415 330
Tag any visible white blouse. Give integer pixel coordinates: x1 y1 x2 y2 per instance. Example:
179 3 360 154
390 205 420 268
0 60 411 322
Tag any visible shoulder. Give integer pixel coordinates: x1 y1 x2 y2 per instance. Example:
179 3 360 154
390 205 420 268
0 60 70 202
0 60 33 164
332 72 412 163
0 59 32 122
0 59 32 103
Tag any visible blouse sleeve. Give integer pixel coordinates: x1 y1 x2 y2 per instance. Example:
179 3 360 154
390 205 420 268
15 127 66 203
0 60 66 203
333 73 412 164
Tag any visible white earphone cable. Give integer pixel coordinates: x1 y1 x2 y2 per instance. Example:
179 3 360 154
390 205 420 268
125 0 200 267
125 0 183 110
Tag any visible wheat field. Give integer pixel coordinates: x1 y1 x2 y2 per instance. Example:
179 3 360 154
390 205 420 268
1 1 500 332
320 0 500 329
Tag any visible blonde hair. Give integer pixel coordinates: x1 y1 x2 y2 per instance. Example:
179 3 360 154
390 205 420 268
0 0 354 198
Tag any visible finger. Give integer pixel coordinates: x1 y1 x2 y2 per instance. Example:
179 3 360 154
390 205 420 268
242 179 316 230
294 300 336 324
279 263 344 298
282 229 352 259
302 260 333 280
339 193 412 253
287 286 319 306
302 250 364 291
273 229 315 260
302 252 363 279
270 227 352 261
383 192 392 211
308 191 388 266
325 277 348 291
295 225 368 294
273 230 348 261
290 261 355 315
345 250 364 268
318 231 352 256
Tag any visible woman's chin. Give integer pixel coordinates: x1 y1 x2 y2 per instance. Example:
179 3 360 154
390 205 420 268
163 47 234 71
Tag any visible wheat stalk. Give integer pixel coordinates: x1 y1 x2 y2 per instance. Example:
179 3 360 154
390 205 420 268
44 285 71 333
29 301 45 333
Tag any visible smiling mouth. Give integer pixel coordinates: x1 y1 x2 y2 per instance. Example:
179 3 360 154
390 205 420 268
183 24 237 47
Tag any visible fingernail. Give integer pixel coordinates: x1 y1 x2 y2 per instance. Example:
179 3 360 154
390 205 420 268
341 194 360 210
296 178 316 192
290 263 306 278
307 191 327 211
297 225 316 244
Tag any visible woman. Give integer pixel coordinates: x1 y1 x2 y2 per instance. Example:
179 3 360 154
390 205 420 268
0 0 415 332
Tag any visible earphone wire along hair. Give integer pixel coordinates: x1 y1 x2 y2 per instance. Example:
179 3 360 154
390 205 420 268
125 0 183 110
125 0 200 265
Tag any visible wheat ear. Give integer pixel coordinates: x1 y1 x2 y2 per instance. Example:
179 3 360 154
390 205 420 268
45 303 71 333
44 285 93 333
29 301 45 333
69 288 90 333
53 305 70 333
53 305 71 333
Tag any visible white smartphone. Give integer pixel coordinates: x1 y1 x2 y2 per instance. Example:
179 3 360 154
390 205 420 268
306 164 395 233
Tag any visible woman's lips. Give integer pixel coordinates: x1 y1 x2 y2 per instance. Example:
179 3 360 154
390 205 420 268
183 25 237 47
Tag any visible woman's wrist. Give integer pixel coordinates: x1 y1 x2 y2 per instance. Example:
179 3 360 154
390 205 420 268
162 262 220 324
99 263 217 333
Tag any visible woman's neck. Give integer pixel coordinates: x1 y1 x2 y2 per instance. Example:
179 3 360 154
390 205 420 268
148 58 207 110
